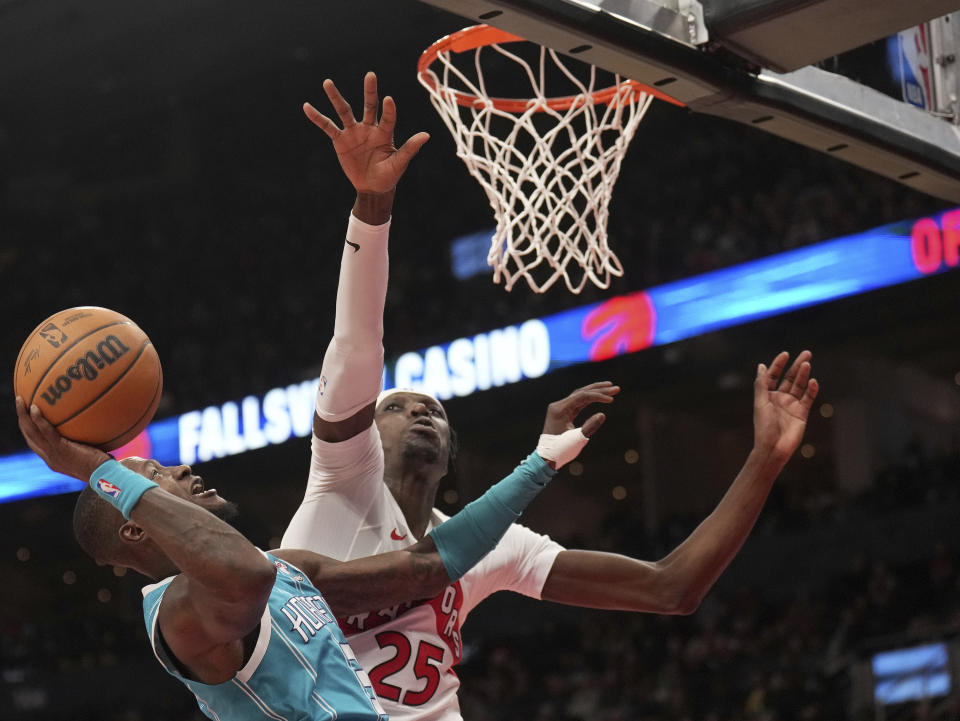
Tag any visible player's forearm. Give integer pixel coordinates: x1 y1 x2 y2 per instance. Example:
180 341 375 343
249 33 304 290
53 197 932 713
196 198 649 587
314 209 391 432
656 448 784 612
429 451 557 579
130 490 276 603
317 542 450 616
89 460 275 606
322 452 557 613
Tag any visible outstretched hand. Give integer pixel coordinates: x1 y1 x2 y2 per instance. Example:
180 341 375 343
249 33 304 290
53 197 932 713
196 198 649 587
304 72 429 195
543 382 620 439
15 396 110 481
753 351 819 462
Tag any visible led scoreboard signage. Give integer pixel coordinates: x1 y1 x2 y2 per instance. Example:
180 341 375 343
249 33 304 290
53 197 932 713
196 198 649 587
2 209 957 502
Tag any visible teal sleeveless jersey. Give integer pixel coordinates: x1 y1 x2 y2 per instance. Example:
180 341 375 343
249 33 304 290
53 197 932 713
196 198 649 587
142 553 388 721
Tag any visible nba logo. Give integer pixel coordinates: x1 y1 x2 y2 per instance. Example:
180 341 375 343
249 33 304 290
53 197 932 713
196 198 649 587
275 561 289 575
98 479 122 499
38 323 68 348
319 375 327 397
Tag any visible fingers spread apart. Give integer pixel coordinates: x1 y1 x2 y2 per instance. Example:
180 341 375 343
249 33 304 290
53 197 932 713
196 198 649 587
303 102 340 139
322 77 357 128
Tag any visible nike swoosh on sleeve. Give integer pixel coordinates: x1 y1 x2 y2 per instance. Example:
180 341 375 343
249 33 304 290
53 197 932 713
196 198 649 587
345 239 360 252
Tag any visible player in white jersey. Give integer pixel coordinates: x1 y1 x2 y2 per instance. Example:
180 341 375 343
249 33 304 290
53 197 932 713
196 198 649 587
283 73 820 721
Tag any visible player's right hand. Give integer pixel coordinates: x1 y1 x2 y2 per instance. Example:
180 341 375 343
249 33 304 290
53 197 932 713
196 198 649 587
15 396 110 481
542 381 620 438
304 72 429 194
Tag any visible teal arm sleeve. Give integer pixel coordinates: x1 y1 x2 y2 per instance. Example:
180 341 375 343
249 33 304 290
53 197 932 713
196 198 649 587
89 459 159 520
428 452 556 581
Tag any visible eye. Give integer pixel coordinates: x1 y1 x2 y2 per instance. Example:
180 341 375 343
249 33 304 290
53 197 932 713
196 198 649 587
429 407 445 418
384 402 401 411
152 469 161 479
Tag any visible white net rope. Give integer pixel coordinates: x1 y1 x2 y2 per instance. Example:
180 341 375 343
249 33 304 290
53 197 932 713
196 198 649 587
419 40 653 293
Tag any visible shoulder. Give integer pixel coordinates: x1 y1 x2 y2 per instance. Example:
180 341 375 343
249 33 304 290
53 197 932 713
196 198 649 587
142 575 178 630
270 548 339 583
307 423 385 479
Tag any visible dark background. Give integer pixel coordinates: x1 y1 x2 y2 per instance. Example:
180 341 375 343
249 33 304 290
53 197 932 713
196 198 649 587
1 1 958 719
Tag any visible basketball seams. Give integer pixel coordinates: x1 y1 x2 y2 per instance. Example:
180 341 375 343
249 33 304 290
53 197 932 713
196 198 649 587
99 367 164 450
52 338 152 429
21 320 134 405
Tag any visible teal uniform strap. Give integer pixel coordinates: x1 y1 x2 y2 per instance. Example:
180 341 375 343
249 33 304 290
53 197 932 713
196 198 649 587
89 459 159 519
429 452 556 580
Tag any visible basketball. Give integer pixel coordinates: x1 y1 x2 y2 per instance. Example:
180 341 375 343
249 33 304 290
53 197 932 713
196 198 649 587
14 306 163 451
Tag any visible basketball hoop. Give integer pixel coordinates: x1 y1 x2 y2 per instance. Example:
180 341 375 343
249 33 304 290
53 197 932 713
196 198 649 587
418 25 677 294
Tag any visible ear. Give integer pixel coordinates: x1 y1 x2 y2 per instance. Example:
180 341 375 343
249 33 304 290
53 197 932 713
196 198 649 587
118 521 146 544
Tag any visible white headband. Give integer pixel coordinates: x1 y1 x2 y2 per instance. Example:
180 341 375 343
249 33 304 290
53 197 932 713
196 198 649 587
376 387 444 409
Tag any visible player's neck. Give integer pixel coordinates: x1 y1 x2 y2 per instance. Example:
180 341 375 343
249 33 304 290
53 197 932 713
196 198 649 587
383 460 443 540
135 552 180 581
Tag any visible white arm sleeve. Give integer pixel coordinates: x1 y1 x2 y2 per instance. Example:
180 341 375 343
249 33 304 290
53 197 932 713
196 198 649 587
281 424 387 557
458 523 565 617
315 213 390 423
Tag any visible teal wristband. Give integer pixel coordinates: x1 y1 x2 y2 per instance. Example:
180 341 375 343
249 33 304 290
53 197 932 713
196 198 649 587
90 459 159 520
429 452 556 581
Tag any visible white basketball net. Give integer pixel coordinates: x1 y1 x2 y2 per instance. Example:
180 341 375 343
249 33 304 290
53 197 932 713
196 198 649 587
418 34 653 294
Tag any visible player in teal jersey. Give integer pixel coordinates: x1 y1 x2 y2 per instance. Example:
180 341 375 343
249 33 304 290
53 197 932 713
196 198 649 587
15 381 611 721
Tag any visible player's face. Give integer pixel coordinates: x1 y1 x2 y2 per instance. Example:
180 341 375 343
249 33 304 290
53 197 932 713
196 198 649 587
120 457 237 519
375 393 451 469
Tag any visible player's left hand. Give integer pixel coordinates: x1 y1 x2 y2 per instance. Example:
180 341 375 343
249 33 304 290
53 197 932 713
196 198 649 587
15 396 110 481
304 72 429 195
542 381 620 438
753 351 819 462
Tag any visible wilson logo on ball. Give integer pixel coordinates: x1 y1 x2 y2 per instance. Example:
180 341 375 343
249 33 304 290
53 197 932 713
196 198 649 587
39 335 131 406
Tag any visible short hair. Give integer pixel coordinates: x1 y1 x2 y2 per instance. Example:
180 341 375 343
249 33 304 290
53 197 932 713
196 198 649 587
72 487 127 565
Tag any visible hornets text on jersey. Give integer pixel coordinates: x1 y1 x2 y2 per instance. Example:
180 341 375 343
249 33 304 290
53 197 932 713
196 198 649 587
142 552 388 721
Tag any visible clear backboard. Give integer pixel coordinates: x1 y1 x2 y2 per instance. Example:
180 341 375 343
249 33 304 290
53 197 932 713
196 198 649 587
415 0 960 202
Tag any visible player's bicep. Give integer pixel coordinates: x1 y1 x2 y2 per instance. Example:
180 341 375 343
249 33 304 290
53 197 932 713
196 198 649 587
155 575 264 680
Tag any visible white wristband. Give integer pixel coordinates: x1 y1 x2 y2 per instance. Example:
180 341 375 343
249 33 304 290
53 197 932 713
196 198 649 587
536 429 590 469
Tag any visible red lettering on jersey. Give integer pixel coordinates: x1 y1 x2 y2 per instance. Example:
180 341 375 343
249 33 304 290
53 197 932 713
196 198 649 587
429 582 463 662
337 599 422 635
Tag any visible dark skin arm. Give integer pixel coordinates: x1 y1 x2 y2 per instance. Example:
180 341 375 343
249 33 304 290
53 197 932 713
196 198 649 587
272 542 447 617
540 351 819 614
15 397 276 685
304 72 428 443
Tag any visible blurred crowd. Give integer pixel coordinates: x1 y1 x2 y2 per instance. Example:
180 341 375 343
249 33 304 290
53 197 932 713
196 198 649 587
454 444 960 721
456 535 960 721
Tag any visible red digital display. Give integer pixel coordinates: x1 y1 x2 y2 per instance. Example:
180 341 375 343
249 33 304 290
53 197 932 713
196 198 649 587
911 209 960 274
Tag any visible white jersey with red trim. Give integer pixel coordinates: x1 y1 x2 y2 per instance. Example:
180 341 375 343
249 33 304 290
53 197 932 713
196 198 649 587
282 423 564 721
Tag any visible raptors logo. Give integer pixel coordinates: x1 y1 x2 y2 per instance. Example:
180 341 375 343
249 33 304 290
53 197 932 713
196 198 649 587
582 292 656 362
